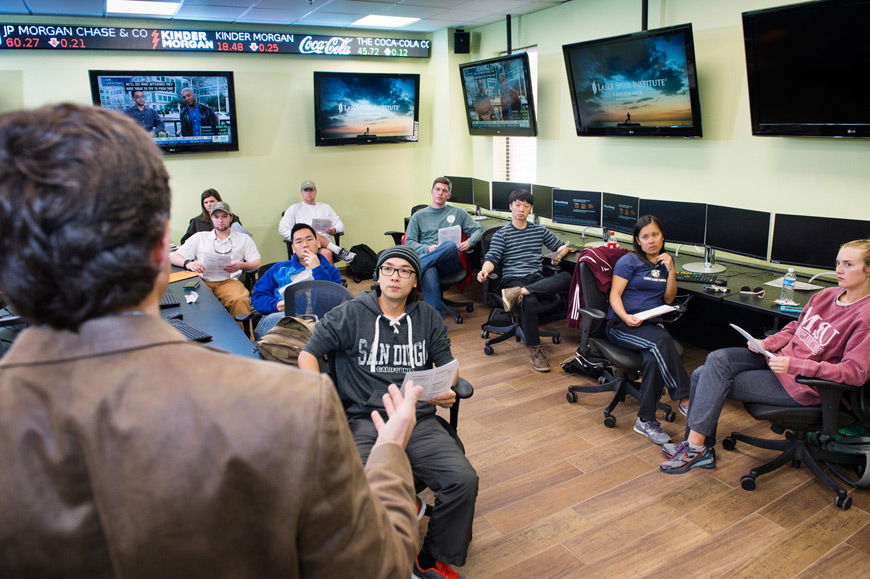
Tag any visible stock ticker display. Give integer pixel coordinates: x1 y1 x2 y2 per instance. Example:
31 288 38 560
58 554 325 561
1 23 430 58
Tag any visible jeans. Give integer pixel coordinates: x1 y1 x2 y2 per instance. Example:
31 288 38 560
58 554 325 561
253 312 283 341
419 242 461 319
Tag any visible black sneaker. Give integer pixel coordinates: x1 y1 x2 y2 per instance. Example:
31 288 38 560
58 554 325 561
660 443 716 474
337 248 356 263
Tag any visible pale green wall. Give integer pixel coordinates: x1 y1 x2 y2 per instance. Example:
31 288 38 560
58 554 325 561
463 0 870 247
2 2 868 268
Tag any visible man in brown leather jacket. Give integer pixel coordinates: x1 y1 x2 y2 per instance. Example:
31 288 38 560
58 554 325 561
0 103 422 578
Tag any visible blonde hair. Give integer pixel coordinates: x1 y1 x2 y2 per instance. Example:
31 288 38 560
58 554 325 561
841 239 870 269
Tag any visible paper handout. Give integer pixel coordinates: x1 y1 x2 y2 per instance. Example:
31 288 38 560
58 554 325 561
401 359 459 401
729 323 774 358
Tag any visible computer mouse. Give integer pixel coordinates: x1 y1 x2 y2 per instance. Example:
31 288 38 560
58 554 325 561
714 278 727 286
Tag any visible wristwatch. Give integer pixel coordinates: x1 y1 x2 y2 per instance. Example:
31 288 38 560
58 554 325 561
183 259 193 269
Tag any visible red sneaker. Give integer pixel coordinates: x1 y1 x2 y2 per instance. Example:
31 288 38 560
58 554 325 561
412 557 464 579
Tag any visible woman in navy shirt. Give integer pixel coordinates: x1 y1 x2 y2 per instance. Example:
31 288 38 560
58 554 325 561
607 215 690 445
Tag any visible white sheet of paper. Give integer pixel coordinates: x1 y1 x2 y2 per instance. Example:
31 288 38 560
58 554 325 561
729 323 774 358
634 304 678 321
185 291 199 304
402 359 459 401
764 276 822 291
438 225 461 247
203 253 232 281
311 218 332 234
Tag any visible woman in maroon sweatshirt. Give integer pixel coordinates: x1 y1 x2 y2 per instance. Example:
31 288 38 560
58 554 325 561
660 239 870 474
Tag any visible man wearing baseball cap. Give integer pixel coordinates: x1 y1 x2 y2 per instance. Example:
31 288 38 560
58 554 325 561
278 179 355 263
171 200 262 323
299 245 478 579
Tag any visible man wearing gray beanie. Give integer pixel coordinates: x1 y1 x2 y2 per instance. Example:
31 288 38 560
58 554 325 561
300 245 478 579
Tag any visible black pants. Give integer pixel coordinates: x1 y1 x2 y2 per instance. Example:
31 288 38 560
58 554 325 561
501 271 571 346
606 320 690 421
350 414 478 567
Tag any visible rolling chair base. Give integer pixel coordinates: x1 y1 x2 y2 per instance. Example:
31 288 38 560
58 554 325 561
566 371 675 428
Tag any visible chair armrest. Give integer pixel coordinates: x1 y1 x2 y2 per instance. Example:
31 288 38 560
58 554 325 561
384 231 404 245
796 376 856 435
234 313 257 322
579 307 606 320
453 377 474 399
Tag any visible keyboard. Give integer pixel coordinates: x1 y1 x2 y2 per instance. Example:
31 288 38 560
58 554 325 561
166 318 212 342
160 288 180 308
675 271 725 285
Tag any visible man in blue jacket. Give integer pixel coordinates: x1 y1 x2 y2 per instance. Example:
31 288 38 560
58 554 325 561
251 223 341 339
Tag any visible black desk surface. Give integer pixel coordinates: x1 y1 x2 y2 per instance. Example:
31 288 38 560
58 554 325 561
162 276 260 359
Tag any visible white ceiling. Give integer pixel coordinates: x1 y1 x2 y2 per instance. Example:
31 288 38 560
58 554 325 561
0 0 568 32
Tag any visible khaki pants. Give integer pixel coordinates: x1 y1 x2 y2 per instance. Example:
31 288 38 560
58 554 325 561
204 279 251 331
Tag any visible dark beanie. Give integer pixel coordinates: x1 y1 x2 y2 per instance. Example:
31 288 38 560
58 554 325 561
376 245 422 279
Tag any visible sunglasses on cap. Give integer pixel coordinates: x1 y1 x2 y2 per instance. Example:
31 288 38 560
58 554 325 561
740 286 765 298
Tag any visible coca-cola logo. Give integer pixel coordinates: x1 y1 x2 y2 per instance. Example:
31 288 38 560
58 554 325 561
299 35 353 55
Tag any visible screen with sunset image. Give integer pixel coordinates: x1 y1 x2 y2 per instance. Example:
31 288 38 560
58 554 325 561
313 71 420 146
563 23 702 137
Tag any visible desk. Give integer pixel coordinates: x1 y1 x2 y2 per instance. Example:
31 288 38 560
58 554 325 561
163 277 260 359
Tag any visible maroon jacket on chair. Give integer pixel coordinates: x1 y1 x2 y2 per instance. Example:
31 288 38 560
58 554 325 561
567 246 631 328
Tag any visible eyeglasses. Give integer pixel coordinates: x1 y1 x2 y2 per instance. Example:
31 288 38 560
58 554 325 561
214 238 233 255
740 286 765 298
379 266 415 278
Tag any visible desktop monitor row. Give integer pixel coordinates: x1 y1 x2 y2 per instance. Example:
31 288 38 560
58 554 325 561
447 177 870 271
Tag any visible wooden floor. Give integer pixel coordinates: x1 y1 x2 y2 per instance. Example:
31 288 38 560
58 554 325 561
347 279 870 578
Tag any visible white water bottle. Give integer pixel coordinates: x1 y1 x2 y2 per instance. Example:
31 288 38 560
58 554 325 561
780 268 796 303
607 231 618 249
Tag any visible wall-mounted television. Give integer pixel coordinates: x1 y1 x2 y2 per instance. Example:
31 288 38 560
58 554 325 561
458 52 538 137
742 0 870 138
562 24 702 137
89 70 239 154
313 71 419 146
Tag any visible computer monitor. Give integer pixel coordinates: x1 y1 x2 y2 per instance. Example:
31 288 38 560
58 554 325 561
705 205 770 261
602 192 639 234
444 176 476 205
771 213 870 270
531 184 554 221
491 181 532 213
637 199 706 246
473 178 490 211
552 189 602 228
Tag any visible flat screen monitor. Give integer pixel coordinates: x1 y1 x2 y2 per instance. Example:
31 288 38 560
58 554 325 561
637 199 706 245
458 52 538 137
444 176 475 205
602 192 639 234
562 23 703 137
552 189 602 228
89 70 239 154
771 213 870 270
473 179 491 210
531 185 554 220
313 71 420 146
705 205 771 260
743 0 870 138
492 181 532 212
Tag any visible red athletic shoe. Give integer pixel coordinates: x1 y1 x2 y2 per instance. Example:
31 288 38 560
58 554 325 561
412 557 464 579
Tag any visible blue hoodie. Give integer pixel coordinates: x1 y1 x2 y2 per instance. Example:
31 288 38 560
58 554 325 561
251 255 342 314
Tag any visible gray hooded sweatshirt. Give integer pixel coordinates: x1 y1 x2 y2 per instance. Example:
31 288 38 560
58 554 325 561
303 290 453 419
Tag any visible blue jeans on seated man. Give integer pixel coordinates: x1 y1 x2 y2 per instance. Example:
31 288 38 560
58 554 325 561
253 311 283 341
419 241 461 319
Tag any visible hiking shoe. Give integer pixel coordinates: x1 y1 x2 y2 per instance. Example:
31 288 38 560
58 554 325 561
336 248 356 263
501 286 523 312
634 417 671 445
529 345 550 372
679 402 689 417
663 440 716 460
413 558 464 579
660 443 716 474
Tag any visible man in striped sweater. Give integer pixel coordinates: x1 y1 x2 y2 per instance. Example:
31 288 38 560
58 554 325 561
477 189 571 371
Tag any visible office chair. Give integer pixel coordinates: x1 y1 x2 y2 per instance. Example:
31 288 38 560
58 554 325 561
565 261 681 427
283 279 354 318
479 226 563 355
723 376 870 510
384 204 428 245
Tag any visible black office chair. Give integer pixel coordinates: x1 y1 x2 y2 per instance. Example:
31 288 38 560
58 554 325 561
384 204 428 245
565 261 681 427
479 226 563 355
235 262 279 336
283 279 354 318
723 376 870 510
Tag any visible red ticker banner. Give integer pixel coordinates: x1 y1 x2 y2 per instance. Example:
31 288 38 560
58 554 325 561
0 23 430 58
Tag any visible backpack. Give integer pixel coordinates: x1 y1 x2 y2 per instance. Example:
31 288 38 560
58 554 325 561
561 345 609 379
808 425 870 488
256 314 320 365
348 244 378 283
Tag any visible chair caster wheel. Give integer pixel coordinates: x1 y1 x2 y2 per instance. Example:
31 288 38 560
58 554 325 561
604 414 617 428
455 315 463 324
484 345 494 355
663 411 676 423
598 375 607 385
515 336 521 342
466 305 474 313
836 495 852 510
722 437 736 451
481 331 489 339
553 336 561 344
740 475 756 491
567 391 578 404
